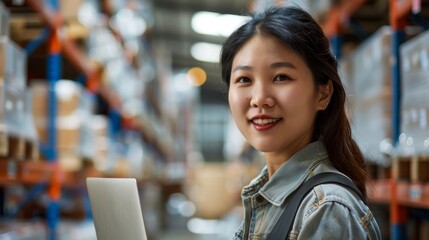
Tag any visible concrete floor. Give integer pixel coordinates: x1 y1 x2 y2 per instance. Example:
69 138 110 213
159 230 220 240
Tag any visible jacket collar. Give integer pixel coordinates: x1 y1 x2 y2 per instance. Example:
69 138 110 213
242 140 329 207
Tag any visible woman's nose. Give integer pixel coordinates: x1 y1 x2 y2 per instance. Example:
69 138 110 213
250 84 275 108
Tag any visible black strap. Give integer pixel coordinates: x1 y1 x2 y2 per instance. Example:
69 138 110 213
267 172 364 240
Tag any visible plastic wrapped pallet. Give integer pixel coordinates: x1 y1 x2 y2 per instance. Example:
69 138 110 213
351 26 392 99
400 30 429 155
0 38 27 90
23 89 39 160
78 92 96 160
353 93 392 162
0 85 26 159
349 26 392 164
0 1 9 37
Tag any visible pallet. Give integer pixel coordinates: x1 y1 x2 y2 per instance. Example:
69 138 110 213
392 156 429 201
392 156 411 181
24 140 39 161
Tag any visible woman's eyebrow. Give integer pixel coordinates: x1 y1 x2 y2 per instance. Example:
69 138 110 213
232 65 252 73
270 62 296 69
232 62 296 73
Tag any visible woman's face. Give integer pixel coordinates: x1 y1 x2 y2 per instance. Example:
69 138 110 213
228 34 328 158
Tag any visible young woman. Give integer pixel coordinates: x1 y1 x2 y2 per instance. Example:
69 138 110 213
221 6 381 240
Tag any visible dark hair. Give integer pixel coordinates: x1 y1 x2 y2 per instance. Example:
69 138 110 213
220 6 367 198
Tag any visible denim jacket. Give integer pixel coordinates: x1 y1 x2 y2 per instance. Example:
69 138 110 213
234 140 381 240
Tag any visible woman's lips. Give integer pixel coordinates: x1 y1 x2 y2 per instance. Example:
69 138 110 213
250 117 281 130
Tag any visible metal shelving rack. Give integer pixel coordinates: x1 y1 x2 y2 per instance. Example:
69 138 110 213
323 0 428 239
389 1 418 239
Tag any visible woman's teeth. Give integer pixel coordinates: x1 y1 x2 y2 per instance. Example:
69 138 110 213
252 118 280 125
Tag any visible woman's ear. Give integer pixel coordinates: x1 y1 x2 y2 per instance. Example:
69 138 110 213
317 80 333 110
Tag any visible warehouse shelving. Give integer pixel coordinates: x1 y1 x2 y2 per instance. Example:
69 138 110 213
0 0 181 239
14 1 170 166
2 0 426 239
320 0 429 239
390 0 416 239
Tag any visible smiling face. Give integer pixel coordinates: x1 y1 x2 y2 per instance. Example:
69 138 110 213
228 34 330 161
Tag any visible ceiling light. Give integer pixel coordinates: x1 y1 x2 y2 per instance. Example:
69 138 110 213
191 11 250 37
190 42 222 63
187 67 207 87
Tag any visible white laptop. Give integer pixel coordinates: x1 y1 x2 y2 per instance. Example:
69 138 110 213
86 178 148 240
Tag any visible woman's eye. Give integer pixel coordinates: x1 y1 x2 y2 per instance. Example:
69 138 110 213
236 77 251 83
274 75 291 81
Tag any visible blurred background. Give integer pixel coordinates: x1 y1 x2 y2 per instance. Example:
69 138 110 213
1 0 429 239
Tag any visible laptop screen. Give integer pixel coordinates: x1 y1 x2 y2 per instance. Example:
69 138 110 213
86 178 148 240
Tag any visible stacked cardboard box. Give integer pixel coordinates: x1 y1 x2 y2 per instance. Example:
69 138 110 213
59 0 85 23
31 80 83 171
31 80 110 172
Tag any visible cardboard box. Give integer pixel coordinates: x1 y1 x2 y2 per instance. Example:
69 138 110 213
91 115 108 169
34 117 81 150
185 163 235 219
31 80 82 119
60 0 85 22
59 149 82 172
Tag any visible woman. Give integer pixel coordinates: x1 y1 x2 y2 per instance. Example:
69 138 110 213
221 6 381 240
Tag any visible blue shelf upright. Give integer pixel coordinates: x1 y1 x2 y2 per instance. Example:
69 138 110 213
45 0 61 239
389 1 415 239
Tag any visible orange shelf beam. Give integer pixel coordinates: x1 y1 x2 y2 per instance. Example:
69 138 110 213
323 0 366 38
26 0 61 30
0 161 55 186
27 0 101 92
390 0 413 30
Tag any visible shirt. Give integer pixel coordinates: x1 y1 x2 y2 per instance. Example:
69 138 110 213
233 140 381 240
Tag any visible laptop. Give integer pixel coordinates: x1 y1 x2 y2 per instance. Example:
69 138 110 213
86 178 148 240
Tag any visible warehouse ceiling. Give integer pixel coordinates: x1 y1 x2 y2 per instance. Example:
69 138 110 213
149 0 392 105
150 0 250 105
150 0 429 106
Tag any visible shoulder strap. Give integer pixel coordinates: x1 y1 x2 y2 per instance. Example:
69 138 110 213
267 172 364 240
